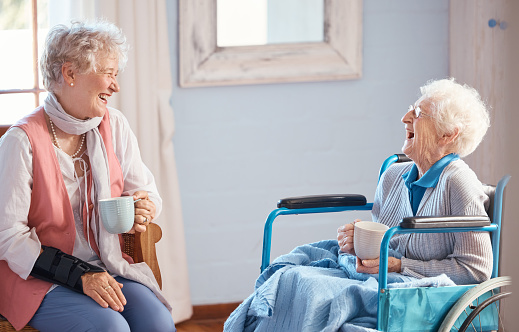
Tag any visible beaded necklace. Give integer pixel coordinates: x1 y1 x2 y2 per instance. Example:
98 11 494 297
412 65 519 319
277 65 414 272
49 118 86 158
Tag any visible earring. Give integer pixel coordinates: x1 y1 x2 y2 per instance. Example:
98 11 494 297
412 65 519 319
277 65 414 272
70 82 74 87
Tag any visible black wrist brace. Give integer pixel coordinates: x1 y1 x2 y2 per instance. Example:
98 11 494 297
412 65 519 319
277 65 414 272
30 246 105 293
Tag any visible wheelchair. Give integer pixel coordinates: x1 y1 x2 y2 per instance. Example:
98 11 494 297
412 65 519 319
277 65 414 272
260 154 512 332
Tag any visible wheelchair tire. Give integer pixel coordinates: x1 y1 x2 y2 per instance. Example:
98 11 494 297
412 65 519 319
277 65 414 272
438 276 511 332
458 291 511 332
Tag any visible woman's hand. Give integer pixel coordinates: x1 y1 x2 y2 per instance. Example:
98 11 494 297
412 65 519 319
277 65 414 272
81 272 126 311
129 190 156 233
337 219 360 255
356 256 402 274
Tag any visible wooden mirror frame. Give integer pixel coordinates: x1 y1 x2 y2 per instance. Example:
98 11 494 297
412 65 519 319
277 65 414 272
0 126 9 137
179 0 363 87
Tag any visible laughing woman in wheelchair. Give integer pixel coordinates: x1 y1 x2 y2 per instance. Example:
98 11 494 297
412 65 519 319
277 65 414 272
337 78 492 286
225 78 494 332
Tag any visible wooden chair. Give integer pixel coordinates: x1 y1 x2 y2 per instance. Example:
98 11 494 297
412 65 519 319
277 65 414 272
0 125 163 331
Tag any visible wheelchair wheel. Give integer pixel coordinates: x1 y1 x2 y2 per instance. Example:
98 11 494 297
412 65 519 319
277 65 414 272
438 276 511 332
458 291 511 331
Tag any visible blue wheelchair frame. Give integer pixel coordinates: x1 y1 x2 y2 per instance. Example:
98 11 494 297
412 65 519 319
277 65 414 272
260 154 511 331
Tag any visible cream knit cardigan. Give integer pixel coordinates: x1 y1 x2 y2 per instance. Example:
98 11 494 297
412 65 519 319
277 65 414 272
372 159 492 285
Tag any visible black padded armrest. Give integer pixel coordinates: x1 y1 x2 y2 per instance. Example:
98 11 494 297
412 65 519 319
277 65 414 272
400 215 490 229
395 154 412 163
277 194 367 209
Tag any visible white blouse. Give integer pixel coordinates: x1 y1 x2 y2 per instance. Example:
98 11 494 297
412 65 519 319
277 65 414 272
0 109 162 280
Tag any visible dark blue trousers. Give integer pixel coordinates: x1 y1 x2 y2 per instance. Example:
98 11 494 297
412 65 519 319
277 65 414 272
29 277 176 332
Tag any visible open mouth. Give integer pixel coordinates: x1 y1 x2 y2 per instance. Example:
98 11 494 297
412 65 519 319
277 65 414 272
406 131 415 139
99 94 109 102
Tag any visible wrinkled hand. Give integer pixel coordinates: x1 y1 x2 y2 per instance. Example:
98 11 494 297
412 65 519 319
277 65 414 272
356 256 402 274
128 190 156 234
81 272 126 311
337 219 361 255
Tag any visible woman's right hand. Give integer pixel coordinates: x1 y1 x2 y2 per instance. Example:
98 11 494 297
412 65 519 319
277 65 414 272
81 272 126 312
337 219 360 255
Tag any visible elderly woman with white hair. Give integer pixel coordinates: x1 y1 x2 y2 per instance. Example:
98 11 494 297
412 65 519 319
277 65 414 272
337 78 492 285
0 21 175 331
224 78 494 332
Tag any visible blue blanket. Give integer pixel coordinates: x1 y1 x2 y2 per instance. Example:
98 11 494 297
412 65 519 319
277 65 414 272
224 240 455 332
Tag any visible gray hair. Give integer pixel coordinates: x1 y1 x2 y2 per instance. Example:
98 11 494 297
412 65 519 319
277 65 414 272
40 20 129 93
420 78 490 158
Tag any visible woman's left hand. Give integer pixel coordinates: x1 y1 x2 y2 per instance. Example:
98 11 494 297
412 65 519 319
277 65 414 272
128 190 156 233
356 256 401 274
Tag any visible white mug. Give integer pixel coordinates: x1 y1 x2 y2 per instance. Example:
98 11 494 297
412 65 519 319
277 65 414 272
354 221 389 260
99 196 138 234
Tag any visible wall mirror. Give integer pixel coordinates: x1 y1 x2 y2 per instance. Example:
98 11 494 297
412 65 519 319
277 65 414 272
179 0 362 87
216 0 324 47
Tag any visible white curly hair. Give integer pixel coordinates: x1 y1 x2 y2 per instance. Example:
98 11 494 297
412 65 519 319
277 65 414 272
40 20 129 93
419 78 490 157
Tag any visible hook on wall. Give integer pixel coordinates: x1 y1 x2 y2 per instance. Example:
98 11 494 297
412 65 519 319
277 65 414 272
488 18 507 30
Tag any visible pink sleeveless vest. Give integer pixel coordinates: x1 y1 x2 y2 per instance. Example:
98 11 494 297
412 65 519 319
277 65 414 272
0 107 129 330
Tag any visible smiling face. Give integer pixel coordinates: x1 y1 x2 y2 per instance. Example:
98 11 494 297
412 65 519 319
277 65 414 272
60 55 120 120
401 98 443 173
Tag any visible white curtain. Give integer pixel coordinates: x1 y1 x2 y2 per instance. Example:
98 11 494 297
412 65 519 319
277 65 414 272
91 0 193 323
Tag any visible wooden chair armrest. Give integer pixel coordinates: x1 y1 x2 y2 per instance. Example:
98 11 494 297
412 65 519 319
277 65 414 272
122 223 163 289
0 125 9 138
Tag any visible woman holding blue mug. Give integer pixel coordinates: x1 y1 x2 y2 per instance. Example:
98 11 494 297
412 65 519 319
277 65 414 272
0 20 175 331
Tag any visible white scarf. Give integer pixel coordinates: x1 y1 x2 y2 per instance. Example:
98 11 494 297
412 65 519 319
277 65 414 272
44 92 109 249
43 93 170 310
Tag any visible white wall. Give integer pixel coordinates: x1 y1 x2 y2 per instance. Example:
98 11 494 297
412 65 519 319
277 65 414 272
166 0 449 305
